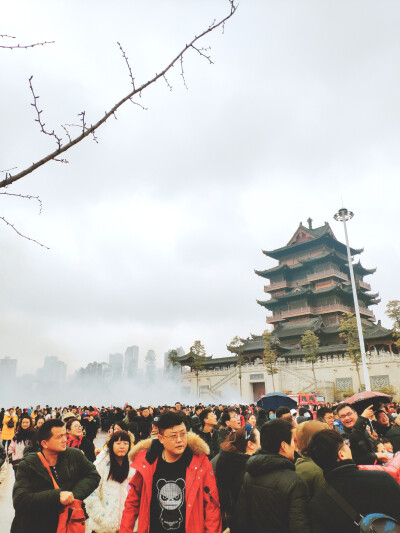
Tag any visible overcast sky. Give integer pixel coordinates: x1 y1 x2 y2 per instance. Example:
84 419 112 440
1 0 399 376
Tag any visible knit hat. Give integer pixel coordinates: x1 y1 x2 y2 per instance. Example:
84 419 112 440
296 420 328 454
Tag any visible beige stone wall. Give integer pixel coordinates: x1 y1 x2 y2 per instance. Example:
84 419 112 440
180 351 400 404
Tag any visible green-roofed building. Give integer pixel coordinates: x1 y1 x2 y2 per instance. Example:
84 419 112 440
249 218 395 361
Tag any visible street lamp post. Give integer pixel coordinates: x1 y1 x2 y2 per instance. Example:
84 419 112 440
333 207 371 391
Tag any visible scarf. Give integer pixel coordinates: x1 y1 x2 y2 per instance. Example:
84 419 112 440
67 435 83 448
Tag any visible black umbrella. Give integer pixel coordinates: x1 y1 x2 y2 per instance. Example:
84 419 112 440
257 392 297 412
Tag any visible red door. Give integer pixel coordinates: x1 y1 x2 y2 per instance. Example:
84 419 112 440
253 382 266 401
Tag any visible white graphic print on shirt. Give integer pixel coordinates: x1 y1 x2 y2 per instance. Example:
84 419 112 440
156 478 185 530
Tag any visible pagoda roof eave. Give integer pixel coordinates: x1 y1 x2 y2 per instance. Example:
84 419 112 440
353 261 376 276
263 232 362 260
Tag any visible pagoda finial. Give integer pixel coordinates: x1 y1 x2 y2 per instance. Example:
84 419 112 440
307 217 313 229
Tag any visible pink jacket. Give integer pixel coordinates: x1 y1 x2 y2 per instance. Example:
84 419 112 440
358 453 400 484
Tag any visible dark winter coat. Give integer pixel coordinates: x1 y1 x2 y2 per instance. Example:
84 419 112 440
386 425 400 453
11 447 100 533
342 416 377 465
214 449 250 530
295 454 325 496
195 426 218 459
233 450 311 533
77 435 96 462
213 426 230 453
136 415 153 442
310 460 400 533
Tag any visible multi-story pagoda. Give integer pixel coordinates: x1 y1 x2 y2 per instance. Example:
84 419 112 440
250 218 395 360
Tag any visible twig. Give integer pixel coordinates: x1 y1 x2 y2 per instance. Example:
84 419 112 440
0 39 54 50
190 45 213 64
0 191 43 213
163 74 173 91
29 76 62 149
0 216 49 248
180 56 188 89
117 41 135 90
1 0 237 189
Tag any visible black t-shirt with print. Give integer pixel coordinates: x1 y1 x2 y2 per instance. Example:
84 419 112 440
150 453 187 532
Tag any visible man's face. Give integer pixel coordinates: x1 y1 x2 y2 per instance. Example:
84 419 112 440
142 409 150 418
196 408 203 416
323 413 335 429
338 407 358 429
226 412 241 430
377 412 390 426
159 423 187 459
42 426 67 453
175 403 181 412
280 435 295 461
205 412 217 427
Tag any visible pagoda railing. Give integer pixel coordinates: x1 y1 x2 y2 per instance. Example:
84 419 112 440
266 268 350 293
306 268 348 283
268 303 375 323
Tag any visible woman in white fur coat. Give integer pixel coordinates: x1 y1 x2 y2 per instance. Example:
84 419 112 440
85 430 135 533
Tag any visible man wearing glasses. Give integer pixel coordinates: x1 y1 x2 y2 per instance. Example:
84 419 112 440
120 410 222 533
336 403 388 465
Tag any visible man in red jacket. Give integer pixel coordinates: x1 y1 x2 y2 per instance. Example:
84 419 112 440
120 410 222 533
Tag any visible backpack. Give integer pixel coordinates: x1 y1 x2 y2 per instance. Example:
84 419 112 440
7 418 14 428
359 514 400 533
325 484 400 533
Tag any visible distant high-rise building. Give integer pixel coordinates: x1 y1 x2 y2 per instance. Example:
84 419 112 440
37 356 67 384
0 357 17 382
164 347 185 370
109 353 123 379
145 349 156 379
124 346 139 377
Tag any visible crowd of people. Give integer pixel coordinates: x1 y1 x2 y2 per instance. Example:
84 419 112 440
1 398 400 532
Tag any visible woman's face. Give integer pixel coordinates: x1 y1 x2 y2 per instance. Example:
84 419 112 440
68 421 83 438
248 415 256 426
114 424 123 433
21 418 31 430
36 418 44 428
113 438 130 457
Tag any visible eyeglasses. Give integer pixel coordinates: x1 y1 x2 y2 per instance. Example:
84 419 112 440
338 412 354 420
230 415 240 420
162 431 188 441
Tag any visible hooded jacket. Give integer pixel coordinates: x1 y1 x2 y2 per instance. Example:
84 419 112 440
119 432 222 533
11 447 100 533
233 450 311 533
85 450 135 533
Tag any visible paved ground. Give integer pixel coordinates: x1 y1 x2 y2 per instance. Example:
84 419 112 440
0 431 107 532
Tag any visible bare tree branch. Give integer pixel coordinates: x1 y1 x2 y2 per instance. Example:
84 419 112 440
117 41 135 90
29 76 63 149
0 34 54 49
0 216 49 248
0 0 237 190
0 191 43 213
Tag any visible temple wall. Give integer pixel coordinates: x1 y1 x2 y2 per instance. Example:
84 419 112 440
180 351 400 404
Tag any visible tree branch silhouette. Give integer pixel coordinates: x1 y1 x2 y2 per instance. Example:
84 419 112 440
1 0 236 190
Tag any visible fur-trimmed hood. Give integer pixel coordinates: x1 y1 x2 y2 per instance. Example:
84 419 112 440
128 430 209 463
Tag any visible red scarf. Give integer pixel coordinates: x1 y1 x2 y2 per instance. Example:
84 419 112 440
67 435 83 448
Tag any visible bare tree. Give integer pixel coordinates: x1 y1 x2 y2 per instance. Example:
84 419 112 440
0 1 237 246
